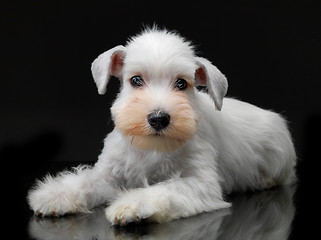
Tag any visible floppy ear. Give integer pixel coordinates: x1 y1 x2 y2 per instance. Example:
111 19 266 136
195 57 228 111
91 45 126 95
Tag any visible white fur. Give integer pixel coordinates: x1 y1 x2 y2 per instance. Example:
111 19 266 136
27 27 296 225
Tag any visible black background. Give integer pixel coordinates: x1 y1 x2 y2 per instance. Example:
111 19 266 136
1 1 320 239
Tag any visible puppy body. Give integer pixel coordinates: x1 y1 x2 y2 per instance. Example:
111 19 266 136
28 28 296 225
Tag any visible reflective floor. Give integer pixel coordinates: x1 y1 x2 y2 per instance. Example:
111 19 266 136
28 187 295 240
16 162 311 240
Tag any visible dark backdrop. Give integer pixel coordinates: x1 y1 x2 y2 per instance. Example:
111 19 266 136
1 1 320 238
2 2 320 163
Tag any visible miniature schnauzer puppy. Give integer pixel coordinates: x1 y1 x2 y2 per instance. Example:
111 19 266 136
28 27 296 226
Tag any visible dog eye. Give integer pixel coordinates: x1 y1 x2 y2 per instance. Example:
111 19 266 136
175 79 188 90
130 76 144 87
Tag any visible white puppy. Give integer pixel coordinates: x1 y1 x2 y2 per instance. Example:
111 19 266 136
28 27 296 225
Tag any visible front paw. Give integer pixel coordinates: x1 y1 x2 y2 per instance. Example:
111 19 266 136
105 190 169 226
27 175 88 217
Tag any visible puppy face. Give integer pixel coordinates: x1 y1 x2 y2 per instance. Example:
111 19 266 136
111 32 199 152
111 74 199 153
112 82 199 152
91 28 228 153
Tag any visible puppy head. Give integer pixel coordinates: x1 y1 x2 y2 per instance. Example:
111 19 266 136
91 28 228 152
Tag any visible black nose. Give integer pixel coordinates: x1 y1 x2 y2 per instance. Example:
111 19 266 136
147 110 170 131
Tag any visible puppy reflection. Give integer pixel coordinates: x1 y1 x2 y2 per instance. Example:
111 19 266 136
219 186 295 240
29 186 295 240
29 207 110 240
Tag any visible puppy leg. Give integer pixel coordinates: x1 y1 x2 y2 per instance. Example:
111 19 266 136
106 177 230 225
27 165 118 216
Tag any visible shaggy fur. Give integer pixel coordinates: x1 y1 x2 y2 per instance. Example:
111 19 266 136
28 27 296 226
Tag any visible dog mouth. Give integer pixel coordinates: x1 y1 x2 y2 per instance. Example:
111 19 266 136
150 126 172 137
121 120 198 153
114 107 198 152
